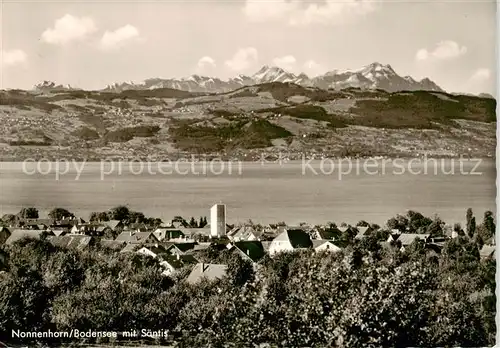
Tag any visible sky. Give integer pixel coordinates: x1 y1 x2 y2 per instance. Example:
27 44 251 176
0 0 497 95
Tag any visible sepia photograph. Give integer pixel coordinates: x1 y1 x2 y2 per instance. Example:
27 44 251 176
0 0 497 347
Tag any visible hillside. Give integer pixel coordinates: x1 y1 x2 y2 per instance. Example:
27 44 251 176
0 83 496 160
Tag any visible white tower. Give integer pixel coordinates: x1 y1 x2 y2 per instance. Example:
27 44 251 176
210 204 226 238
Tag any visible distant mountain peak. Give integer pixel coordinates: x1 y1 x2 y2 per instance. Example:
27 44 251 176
34 81 75 91
103 61 444 94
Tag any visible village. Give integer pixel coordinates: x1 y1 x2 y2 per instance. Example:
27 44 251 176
0 203 495 284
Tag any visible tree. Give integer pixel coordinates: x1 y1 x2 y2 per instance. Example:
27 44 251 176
426 218 444 237
386 214 408 232
480 211 495 242
128 211 145 224
407 211 433 232
454 223 465 236
225 253 254 287
109 206 130 221
18 207 39 219
356 220 369 227
468 217 477 239
1 214 18 226
89 212 99 222
466 208 476 238
48 208 74 221
189 217 197 228
98 212 109 222
357 234 381 254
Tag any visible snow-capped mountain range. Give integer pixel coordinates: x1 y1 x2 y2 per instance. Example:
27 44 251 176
35 62 444 93
34 81 77 91
103 62 443 93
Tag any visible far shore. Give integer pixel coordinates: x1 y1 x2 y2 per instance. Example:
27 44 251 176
0 154 495 163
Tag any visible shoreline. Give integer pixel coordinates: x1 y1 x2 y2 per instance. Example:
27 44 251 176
0 154 495 162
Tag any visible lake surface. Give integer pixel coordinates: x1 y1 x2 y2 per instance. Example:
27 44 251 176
0 159 496 226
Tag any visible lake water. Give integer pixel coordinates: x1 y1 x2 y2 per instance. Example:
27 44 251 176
0 159 496 226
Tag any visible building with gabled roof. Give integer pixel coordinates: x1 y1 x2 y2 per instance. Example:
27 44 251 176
137 245 170 258
115 231 159 244
228 241 266 263
99 239 126 251
5 229 54 245
160 254 198 276
120 243 141 253
166 243 197 255
49 235 95 251
388 233 430 246
269 228 313 255
227 225 261 242
104 220 123 231
312 240 342 253
354 226 374 240
153 228 185 242
186 263 228 284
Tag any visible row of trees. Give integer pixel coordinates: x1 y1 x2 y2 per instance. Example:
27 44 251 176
0 227 495 347
1 206 211 231
385 209 495 240
88 205 163 227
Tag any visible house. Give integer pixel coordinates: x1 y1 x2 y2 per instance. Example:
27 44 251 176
24 218 54 227
227 225 261 242
115 231 159 245
137 245 169 258
264 223 287 236
49 235 95 251
160 254 198 276
166 243 197 256
99 239 126 251
261 241 272 253
57 218 84 227
93 225 112 236
50 226 70 237
228 241 266 263
311 226 340 241
268 228 313 255
186 263 228 284
0 227 11 245
187 243 212 253
103 220 124 231
337 225 356 237
126 223 150 232
479 245 495 260
5 229 55 245
312 240 341 253
120 243 141 253
354 226 374 240
171 220 188 229
153 228 185 242
70 224 96 235
386 233 430 252
178 228 212 240
387 233 428 244
24 223 49 231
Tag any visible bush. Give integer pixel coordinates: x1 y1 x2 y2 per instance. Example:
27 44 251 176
104 125 161 143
